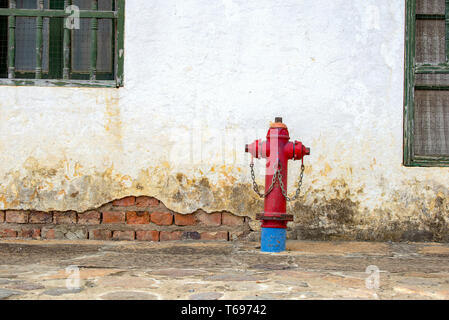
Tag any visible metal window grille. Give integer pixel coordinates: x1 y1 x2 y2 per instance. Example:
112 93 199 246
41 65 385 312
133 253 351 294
0 0 124 87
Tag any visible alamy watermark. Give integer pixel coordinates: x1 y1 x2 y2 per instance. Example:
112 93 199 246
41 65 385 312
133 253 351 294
65 265 81 290
65 5 80 30
365 265 380 290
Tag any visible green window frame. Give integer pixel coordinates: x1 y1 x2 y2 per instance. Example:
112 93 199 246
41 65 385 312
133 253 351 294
405 0 449 166
0 0 124 88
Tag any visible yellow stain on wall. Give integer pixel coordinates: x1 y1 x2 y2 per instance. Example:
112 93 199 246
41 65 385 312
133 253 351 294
0 194 7 208
103 93 123 150
74 163 83 177
320 163 332 176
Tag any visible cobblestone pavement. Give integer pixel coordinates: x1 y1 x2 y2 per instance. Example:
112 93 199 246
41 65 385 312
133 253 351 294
1 240 449 300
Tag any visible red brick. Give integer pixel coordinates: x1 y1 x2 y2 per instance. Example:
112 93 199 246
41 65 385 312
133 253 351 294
89 229 112 240
196 212 221 226
151 212 173 226
19 228 41 239
174 213 196 226
112 230 135 241
160 231 183 241
42 228 55 239
0 228 17 238
102 211 125 224
136 196 159 208
54 212 77 224
5 211 28 224
78 211 100 225
112 196 135 207
200 231 228 241
222 212 245 226
136 230 159 241
0 211 4 223
126 211 150 224
29 211 52 224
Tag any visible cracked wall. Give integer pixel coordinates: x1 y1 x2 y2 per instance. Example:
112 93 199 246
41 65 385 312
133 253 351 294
1 0 449 241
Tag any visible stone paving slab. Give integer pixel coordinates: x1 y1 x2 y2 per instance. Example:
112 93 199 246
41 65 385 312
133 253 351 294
1 240 449 299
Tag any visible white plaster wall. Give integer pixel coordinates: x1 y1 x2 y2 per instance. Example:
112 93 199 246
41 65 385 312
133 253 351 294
0 0 447 236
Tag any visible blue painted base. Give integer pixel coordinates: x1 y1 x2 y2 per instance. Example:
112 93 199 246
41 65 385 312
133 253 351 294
261 228 286 253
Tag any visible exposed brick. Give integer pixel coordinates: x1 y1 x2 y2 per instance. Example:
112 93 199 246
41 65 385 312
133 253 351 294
126 211 150 224
222 212 245 226
160 231 183 241
0 211 4 223
136 196 159 208
200 231 228 241
65 229 88 240
151 212 173 226
54 212 77 224
42 228 55 239
181 231 201 240
5 211 28 224
136 230 159 241
112 196 135 207
196 211 221 226
0 228 17 238
19 228 41 239
29 211 53 224
174 213 196 226
112 230 135 241
89 229 112 240
102 211 125 224
78 211 101 225
42 228 83 240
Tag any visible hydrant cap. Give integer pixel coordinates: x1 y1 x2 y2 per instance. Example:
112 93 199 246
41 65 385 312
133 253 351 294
270 117 288 129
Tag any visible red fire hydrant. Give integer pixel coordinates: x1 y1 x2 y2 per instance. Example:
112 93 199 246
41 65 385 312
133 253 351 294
245 117 310 252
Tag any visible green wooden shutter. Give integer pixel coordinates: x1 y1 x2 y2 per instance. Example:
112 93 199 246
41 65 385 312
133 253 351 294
405 0 449 166
0 0 124 87
0 0 7 78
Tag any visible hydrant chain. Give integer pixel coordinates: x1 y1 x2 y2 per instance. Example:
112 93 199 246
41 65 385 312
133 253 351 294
249 161 278 198
277 162 305 202
250 160 305 201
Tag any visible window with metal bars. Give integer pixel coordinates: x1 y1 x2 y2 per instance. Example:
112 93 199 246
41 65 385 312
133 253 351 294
0 0 124 88
404 0 449 166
